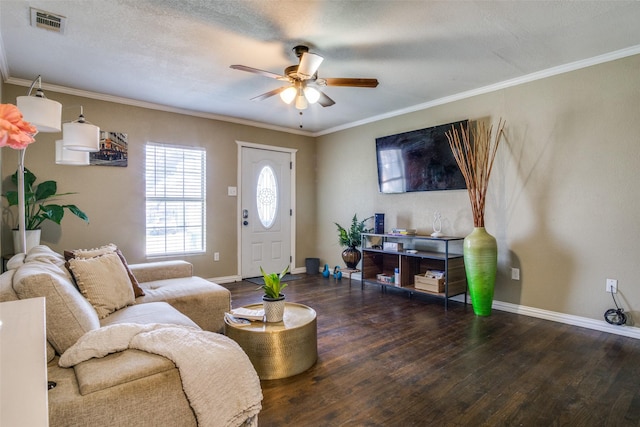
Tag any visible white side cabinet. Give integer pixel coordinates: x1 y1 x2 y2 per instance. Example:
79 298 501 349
0 297 49 427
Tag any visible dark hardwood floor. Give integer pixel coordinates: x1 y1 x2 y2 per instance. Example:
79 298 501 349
222 275 640 427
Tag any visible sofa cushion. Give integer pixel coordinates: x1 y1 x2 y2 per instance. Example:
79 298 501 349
73 349 176 395
129 260 193 283
99 301 200 329
138 277 231 332
12 249 100 355
68 253 135 319
65 244 145 297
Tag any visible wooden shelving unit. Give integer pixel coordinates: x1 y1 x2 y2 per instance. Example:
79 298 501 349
360 233 467 309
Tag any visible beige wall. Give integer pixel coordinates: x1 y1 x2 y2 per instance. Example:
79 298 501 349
1 84 317 279
3 54 638 323
316 54 640 323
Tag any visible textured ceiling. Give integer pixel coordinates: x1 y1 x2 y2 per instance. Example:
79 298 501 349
1 0 640 135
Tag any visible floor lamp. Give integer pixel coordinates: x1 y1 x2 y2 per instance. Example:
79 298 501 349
15 76 62 253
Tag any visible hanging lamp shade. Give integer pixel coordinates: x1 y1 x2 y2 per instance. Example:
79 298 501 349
63 108 100 152
55 140 90 165
16 90 62 133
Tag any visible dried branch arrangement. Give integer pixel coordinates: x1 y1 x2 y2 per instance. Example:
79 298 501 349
445 119 505 227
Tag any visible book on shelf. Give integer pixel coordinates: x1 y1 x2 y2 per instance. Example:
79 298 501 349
229 307 265 321
389 228 417 235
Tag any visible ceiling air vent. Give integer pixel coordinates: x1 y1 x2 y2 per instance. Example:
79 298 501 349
30 8 67 34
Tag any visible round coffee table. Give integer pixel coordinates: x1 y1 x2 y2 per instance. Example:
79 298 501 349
225 302 317 380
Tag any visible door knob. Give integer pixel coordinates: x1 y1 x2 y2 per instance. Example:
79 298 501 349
243 220 249 226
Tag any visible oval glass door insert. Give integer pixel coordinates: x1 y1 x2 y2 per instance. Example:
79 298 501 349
256 165 278 228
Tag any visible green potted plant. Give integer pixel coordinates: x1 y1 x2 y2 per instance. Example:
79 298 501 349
3 168 89 252
335 214 372 268
258 265 289 322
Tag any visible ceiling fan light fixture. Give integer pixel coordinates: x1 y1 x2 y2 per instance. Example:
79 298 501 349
303 86 321 104
280 86 297 104
295 93 308 110
297 53 324 79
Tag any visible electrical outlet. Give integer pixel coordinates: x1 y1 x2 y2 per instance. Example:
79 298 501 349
511 268 520 280
606 278 617 293
214 252 220 261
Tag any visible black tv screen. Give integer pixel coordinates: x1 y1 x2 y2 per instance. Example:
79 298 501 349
375 120 468 193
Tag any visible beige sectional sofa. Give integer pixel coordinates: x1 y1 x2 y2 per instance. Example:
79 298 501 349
0 245 261 427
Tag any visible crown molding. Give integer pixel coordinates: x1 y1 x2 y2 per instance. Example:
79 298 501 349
3 76 314 137
313 44 640 137
4 44 639 138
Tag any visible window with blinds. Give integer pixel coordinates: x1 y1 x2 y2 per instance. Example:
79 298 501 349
145 143 206 256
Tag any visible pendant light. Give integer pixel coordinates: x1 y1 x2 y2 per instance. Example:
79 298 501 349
16 75 62 133
63 106 100 152
55 140 90 165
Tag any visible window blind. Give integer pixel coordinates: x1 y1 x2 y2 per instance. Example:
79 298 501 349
145 143 206 256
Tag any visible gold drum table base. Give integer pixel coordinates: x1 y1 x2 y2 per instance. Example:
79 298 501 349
225 302 317 380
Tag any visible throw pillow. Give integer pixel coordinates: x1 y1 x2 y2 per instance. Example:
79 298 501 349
65 244 145 297
114 249 145 297
68 253 135 319
12 258 100 355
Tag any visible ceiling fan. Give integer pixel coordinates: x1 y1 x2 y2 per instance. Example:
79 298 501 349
230 45 379 110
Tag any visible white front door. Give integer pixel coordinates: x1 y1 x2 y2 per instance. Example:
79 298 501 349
239 145 293 278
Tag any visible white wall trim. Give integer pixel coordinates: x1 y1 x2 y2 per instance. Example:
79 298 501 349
207 275 241 284
313 44 640 137
209 266 307 284
5 46 639 139
447 296 640 340
491 300 640 340
3 76 314 137
210 271 640 339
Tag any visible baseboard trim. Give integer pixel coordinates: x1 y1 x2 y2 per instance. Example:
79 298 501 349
207 275 241 284
449 295 640 340
208 266 307 284
210 272 639 339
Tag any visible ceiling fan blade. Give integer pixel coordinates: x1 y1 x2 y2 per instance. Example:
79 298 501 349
250 86 289 101
317 90 335 107
324 78 379 88
230 65 288 81
297 52 324 79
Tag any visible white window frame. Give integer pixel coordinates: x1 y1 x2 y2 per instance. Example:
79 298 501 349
145 142 206 256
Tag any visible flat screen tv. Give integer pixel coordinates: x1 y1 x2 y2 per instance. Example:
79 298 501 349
375 119 468 193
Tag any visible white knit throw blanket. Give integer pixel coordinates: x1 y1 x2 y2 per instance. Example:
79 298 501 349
60 323 262 427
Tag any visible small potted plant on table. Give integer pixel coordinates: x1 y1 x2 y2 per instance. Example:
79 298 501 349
258 265 289 322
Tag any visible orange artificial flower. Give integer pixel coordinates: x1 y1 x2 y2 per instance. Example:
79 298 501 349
0 104 37 149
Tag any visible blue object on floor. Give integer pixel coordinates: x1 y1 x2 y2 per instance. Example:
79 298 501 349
322 264 330 278
333 266 342 280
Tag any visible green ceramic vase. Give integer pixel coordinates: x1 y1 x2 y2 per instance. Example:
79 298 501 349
463 227 497 316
